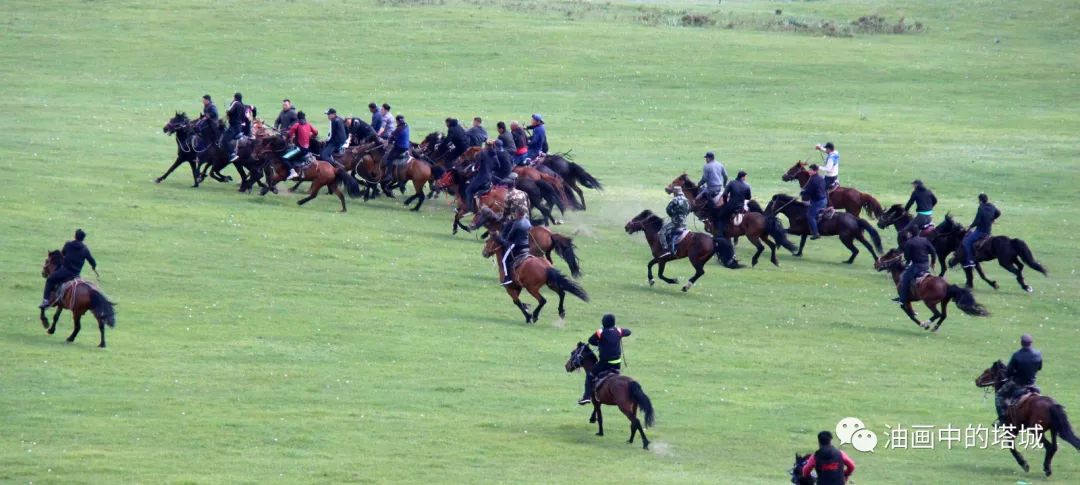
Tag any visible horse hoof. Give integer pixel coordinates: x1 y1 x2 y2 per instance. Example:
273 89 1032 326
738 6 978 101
154 178 162 184
1022 462 1030 473
794 252 803 258
595 432 603 437
643 444 649 450
559 311 566 319
1045 468 1052 477
1024 286 1033 293
932 326 941 333
46 328 55 335
98 343 106 348
65 338 75 343
589 417 597 424
648 280 654 286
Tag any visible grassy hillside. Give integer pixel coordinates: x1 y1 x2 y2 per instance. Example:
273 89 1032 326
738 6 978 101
1 0 1078 482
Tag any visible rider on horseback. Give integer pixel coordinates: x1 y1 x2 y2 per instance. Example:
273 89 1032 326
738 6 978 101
274 99 298 133
382 114 410 183
224 92 246 162
815 142 839 189
510 121 529 165
498 206 532 286
466 117 488 146
711 171 751 268
697 151 728 203
659 186 690 258
801 164 828 240
198 94 220 144
578 314 631 405
996 334 1042 426
441 118 470 165
284 111 318 179
892 232 937 304
902 180 938 238
40 229 97 309
463 142 494 212
961 193 1001 268
321 108 348 163
525 114 546 162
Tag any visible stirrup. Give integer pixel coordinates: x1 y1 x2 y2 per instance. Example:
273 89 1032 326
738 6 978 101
577 398 592 405
287 169 299 180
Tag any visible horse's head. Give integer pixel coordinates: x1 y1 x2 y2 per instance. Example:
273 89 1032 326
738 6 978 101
470 206 500 231
790 453 815 484
874 248 904 272
164 112 190 134
625 210 656 234
482 235 503 259
781 161 808 182
565 342 595 373
877 204 907 229
42 250 62 278
252 136 286 161
976 360 1007 389
936 213 964 238
665 173 691 194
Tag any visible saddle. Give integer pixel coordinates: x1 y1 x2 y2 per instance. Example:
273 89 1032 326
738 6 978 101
671 228 690 247
730 205 748 226
816 206 836 222
826 181 840 192
391 152 410 167
49 278 97 307
511 253 536 270
920 224 936 238
972 233 992 253
1005 388 1042 421
593 368 621 391
295 153 316 171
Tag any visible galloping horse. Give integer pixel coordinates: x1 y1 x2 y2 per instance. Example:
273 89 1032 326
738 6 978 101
255 137 362 212
513 165 580 210
41 251 116 347
158 112 201 186
482 236 588 324
874 248 989 331
535 153 603 209
435 168 508 234
354 144 441 211
936 216 1047 292
977 361 1080 476
766 194 883 264
625 210 719 292
876 204 957 268
781 161 884 219
565 342 655 449
190 116 259 190
470 206 582 277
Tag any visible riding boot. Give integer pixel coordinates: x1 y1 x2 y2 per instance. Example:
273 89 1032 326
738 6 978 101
38 298 50 310
578 374 594 405
502 266 515 286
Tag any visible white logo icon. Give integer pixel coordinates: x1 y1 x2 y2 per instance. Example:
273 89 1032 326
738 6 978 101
836 417 878 453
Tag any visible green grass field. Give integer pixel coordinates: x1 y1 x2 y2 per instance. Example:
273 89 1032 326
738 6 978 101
2 0 1079 482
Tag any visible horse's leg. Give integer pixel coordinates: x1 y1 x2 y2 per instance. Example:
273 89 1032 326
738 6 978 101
683 254 706 292
656 258 678 285
297 183 320 206
932 298 949 332
233 162 249 191
973 262 999 290
512 297 531 323
857 233 878 260
1042 432 1057 476
646 258 658 286
901 303 924 328
527 286 547 322
840 235 859 264
66 310 84 343
333 185 346 213
289 179 303 192
410 180 426 211
594 402 604 436
763 236 779 267
795 234 807 257
926 302 943 330
571 183 586 210
51 307 63 330
1009 444 1030 473
748 236 764 267
96 312 107 348
999 255 1031 292
156 157 185 183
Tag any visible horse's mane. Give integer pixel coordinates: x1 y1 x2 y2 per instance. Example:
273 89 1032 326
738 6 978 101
633 209 664 231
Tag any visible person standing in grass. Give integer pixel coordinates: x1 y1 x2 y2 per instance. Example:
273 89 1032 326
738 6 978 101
579 314 631 405
801 431 856 484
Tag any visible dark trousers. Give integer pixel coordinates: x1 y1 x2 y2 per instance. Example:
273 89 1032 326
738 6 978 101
320 144 340 162
807 198 828 236
899 262 929 303
223 125 242 154
583 361 621 399
43 268 77 300
713 202 739 236
961 229 985 266
824 176 838 189
445 146 467 165
385 146 407 176
464 179 490 212
901 213 933 239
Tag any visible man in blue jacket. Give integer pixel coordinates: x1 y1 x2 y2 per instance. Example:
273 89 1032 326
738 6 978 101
800 164 828 239
526 114 546 161
382 114 410 182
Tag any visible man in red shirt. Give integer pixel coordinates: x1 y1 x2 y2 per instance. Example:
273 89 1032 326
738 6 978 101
801 431 856 484
285 111 318 179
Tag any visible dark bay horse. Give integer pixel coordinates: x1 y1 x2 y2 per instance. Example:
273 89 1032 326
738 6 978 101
190 117 258 189
876 204 957 270
977 360 1080 476
482 236 588 323
435 168 508 234
536 153 603 209
255 137 362 212
471 207 582 277
354 144 441 211
158 112 200 186
625 210 720 292
874 248 988 331
514 165 580 210
781 161 884 219
766 194 883 264
566 342 655 449
41 251 116 347
936 216 1047 292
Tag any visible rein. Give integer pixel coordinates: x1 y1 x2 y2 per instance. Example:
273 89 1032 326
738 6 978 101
769 196 799 217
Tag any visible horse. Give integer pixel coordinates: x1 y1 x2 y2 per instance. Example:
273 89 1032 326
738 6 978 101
535 152 602 209
876 205 958 271
435 168 508 234
665 173 771 243
353 144 441 211
565 342 655 449
482 236 588 323
190 117 257 189
874 248 989 331
470 206 581 278
781 161 884 219
765 194 883 264
255 137 362 212
512 176 566 226
790 454 815 484
935 215 1048 292
513 165 581 210
976 360 1080 476
40 251 116 348
625 210 721 292
158 112 201 186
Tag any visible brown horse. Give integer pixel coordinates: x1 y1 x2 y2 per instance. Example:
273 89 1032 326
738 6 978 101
977 361 1080 476
354 144 441 211
482 236 588 324
513 166 580 210
625 210 719 292
874 248 988 331
255 137 362 212
435 168 508 234
781 160 884 219
470 207 582 277
766 193 883 264
40 251 116 347
565 343 655 449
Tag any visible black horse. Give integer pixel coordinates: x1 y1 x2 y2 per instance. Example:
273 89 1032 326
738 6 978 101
513 177 565 226
190 117 256 189
158 112 201 186
790 454 815 484
766 194 883 264
536 153 603 209
935 216 1047 292
876 204 958 275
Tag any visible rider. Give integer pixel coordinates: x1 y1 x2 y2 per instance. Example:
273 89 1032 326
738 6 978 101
492 139 514 182
377 103 395 140
284 111 318 179
463 142 494 212
697 151 728 203
801 164 828 240
274 99 298 132
800 431 856 485
996 334 1042 425
442 118 470 165
525 114 546 161
382 114 410 182
504 172 530 218
961 193 1000 268
466 117 488 146
711 171 751 268
510 121 529 165
496 121 516 154
497 206 532 286
892 231 938 304
321 108 347 162
225 92 246 162
902 179 938 238
201 94 219 121
578 314 631 405
368 102 382 135
40 229 97 309
815 142 840 189
659 186 690 258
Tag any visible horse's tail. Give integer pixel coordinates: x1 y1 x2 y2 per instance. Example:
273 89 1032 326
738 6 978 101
536 180 566 214
766 215 798 253
861 192 884 219
560 181 584 211
946 285 989 316
1011 239 1047 276
336 166 363 198
747 199 764 213
629 381 655 428
1050 403 1080 450
545 267 589 302
857 218 884 252
568 162 602 191
89 289 116 328
550 234 582 278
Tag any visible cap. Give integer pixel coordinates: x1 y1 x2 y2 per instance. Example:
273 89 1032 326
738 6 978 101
704 151 715 160
601 314 616 328
325 108 337 115
531 113 543 122
1021 334 1033 347
395 114 404 121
